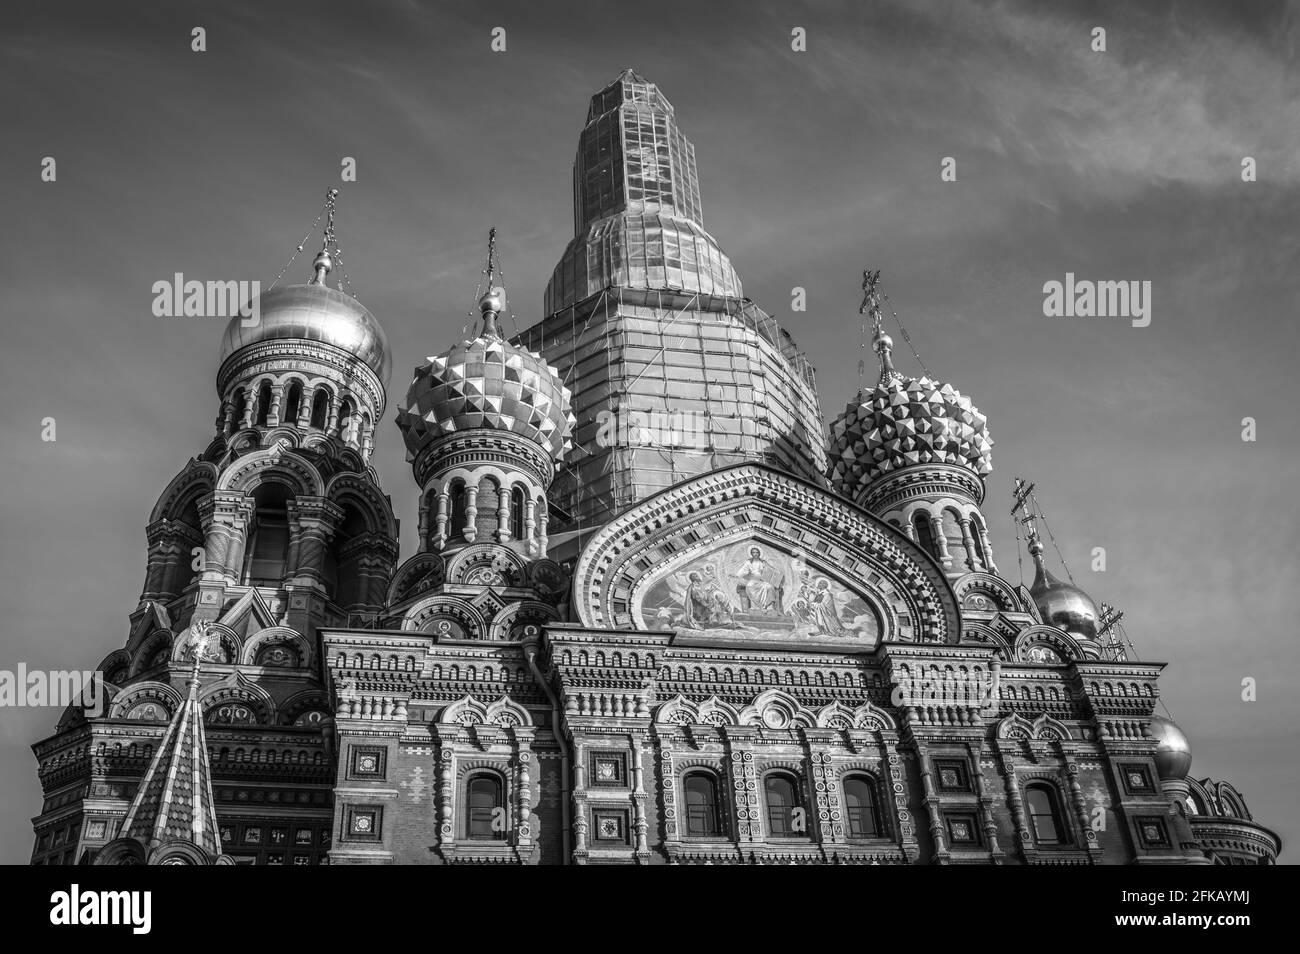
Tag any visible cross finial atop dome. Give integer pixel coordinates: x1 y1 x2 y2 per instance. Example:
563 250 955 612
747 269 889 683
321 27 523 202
861 269 903 387
309 188 340 286
476 227 506 339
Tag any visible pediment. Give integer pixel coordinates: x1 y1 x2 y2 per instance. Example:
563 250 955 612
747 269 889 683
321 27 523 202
573 464 960 646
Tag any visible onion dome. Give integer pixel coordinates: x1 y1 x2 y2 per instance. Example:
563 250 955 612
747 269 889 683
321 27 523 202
1148 715 1193 781
828 326 992 496
1028 534 1100 642
396 287 575 464
218 279 391 385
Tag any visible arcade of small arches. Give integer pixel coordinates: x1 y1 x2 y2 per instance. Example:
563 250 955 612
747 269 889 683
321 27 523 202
419 470 550 555
221 374 377 461
887 501 996 575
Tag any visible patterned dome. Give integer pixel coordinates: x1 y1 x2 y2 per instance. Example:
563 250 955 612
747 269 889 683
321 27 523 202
827 372 993 496
397 322 575 464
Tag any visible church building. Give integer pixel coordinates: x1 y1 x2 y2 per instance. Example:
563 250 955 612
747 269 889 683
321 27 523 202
30 71 1278 866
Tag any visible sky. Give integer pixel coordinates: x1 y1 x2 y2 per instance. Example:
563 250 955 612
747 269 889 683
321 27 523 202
1 0 1297 864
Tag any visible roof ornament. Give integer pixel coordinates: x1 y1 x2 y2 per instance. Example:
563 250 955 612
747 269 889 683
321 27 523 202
476 227 506 340
309 188 340 286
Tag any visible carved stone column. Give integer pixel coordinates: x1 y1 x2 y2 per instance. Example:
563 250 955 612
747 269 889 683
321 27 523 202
286 496 344 586
197 490 253 583
463 486 479 543
268 385 284 426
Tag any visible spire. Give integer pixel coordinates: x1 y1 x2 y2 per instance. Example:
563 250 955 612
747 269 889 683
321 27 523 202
476 227 505 339
117 632 222 860
861 269 903 387
309 188 340 285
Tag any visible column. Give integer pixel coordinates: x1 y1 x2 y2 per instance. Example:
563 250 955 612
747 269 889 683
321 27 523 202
916 748 950 863
296 392 313 428
536 505 549 557
978 526 998 573
496 489 511 543
287 496 345 585
959 517 984 572
463 486 478 543
931 516 951 565
197 491 253 583
524 499 538 556
434 492 449 551
268 385 284 426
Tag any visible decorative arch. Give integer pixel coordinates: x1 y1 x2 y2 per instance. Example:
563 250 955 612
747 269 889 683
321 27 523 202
324 472 398 540
953 571 1021 614
446 543 527 588
738 688 816 730
572 463 959 644
1012 625 1084 665
403 593 486 637
241 626 313 670
279 689 334 727
388 552 447 606
439 695 489 727
109 681 184 720
200 671 275 725
995 712 1071 742
488 600 560 641
149 461 219 525
130 630 176 678
215 443 325 497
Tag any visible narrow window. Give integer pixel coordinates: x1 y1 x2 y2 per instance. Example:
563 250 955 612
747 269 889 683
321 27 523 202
764 773 803 838
284 381 303 424
1026 783 1068 846
684 772 722 838
913 513 937 559
844 775 881 838
255 381 273 426
466 775 505 841
310 389 329 429
510 486 526 540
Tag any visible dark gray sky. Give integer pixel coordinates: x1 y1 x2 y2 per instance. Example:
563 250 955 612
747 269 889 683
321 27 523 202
2 0 1297 863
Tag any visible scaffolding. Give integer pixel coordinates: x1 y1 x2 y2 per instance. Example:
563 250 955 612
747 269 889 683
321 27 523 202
514 286 827 531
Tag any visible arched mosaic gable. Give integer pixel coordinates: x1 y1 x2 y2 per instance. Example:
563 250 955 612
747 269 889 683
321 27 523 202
572 464 960 645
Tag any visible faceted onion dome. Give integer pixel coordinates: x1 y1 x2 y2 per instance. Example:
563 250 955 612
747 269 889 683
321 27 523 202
827 338 993 495
396 290 576 463
1027 536 1100 641
1148 715 1193 781
217 281 392 385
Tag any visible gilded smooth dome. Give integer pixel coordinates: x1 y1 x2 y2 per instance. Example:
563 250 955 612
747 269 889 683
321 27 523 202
217 283 391 385
1030 560 1101 642
1148 715 1192 781
396 330 575 464
827 374 993 495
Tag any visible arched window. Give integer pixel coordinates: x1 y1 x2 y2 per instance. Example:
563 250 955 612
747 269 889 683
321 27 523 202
310 389 329 429
510 486 526 540
241 483 291 585
337 398 353 441
844 775 881 838
230 388 248 431
763 773 804 839
913 512 937 559
284 381 303 425
1025 783 1069 846
466 774 505 841
255 381 273 426
683 771 723 838
449 480 467 540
